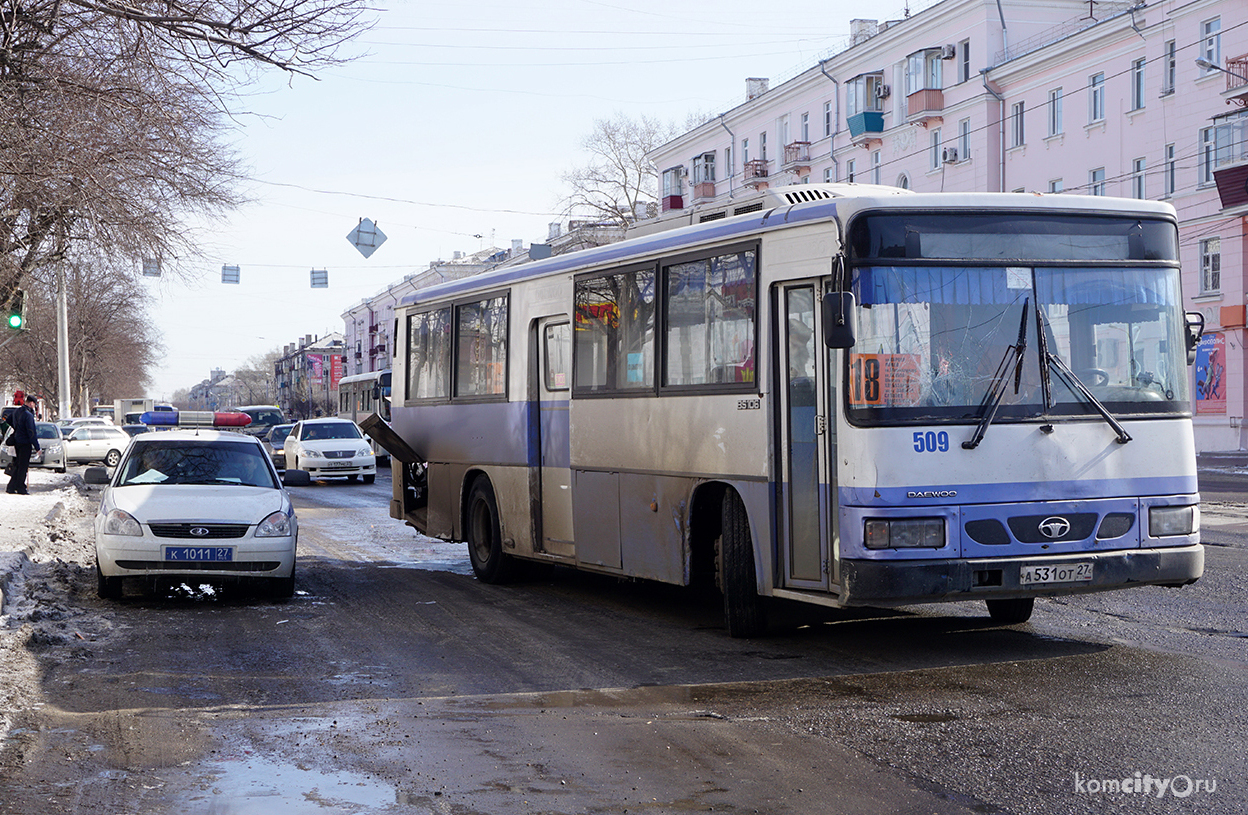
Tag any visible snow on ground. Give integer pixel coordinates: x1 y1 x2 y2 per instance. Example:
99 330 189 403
0 469 101 747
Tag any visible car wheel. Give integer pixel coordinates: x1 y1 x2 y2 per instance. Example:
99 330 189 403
97 561 122 600
271 563 296 599
105 449 121 467
56 466 67 474
466 475 513 584
986 598 1034 624
363 474 375 485
720 488 767 638
346 474 358 483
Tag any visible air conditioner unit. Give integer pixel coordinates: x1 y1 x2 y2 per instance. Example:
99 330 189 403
941 44 957 60
942 147 958 164
875 84 891 99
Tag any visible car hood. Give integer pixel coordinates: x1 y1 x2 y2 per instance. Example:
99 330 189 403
105 485 290 524
291 439 369 453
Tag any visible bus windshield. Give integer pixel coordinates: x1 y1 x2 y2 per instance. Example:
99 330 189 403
846 265 1190 425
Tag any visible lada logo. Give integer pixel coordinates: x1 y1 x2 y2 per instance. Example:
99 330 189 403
1038 516 1071 539
189 527 210 537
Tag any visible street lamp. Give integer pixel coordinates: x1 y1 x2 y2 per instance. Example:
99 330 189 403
1196 58 1248 83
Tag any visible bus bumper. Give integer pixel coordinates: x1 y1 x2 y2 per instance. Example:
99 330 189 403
838 544 1204 607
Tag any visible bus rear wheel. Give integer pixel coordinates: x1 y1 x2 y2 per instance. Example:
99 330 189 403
720 489 766 638
466 475 513 584
986 597 1034 624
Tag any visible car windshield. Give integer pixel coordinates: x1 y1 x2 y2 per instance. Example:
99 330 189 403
36 424 60 440
270 426 293 445
301 422 362 441
116 441 277 488
246 409 284 425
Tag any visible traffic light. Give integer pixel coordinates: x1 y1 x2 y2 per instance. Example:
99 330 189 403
4 289 25 330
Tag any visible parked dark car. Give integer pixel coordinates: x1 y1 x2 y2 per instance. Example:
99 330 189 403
263 423 295 471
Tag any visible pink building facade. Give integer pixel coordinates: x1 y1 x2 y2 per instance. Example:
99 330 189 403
648 0 1247 451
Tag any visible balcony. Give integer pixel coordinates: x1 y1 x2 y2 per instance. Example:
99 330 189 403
906 88 944 124
847 111 885 145
1213 162 1248 211
1220 55 1248 108
661 194 684 212
692 181 716 200
743 159 770 188
782 142 811 174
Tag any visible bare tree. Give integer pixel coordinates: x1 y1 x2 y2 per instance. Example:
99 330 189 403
232 349 283 405
561 113 681 229
0 0 373 307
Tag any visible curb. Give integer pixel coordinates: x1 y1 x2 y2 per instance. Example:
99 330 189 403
0 500 66 613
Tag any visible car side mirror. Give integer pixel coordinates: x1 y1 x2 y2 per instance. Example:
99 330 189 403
821 291 857 349
1185 311 1205 366
84 466 111 485
283 469 311 487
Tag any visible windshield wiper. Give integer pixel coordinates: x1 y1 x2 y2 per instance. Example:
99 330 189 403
963 299 1029 450
1035 307 1132 444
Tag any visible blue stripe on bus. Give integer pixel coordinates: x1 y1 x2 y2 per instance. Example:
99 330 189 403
399 201 841 307
838 474 1197 507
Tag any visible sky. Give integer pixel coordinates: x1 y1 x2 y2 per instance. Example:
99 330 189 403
145 0 938 400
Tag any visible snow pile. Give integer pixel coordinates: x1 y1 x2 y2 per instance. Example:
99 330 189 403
0 470 101 745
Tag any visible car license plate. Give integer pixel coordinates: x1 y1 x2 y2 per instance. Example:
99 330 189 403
1020 562 1093 585
164 546 234 562
325 462 353 469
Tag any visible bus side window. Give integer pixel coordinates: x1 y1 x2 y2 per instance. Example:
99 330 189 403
545 323 571 391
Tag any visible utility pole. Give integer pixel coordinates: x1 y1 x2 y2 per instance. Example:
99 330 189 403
57 264 71 419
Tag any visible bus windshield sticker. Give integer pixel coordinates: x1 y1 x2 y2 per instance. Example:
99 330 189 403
1006 267 1030 289
849 353 921 407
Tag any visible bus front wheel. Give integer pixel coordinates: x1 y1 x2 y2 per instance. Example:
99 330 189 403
986 597 1034 624
720 489 767 638
466 476 513 584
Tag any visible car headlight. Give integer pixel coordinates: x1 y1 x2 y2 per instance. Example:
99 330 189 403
102 509 143 537
1149 505 1199 537
301 448 324 458
864 518 945 549
358 447 371 457
44 444 62 454
256 510 293 538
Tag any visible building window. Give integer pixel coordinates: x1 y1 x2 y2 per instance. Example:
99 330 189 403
847 158 856 183
662 167 683 198
959 39 971 84
724 146 732 178
760 131 767 161
800 112 809 142
824 167 833 183
1200 238 1221 293
1131 58 1146 111
1132 158 1146 199
847 73 885 116
824 101 833 137
872 150 882 183
779 115 789 147
1089 73 1105 123
1089 167 1106 196
1010 101 1025 147
1164 143 1176 196
1047 88 1063 136
742 138 749 164
1048 179 1064 193
906 49 942 94
1163 40 1176 95
896 173 910 190
959 118 971 161
1201 18 1221 74
930 127 942 169
692 152 715 184
1200 127 1215 185
1208 110 1248 173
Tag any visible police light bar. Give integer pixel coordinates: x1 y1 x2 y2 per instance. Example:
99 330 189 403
139 410 252 428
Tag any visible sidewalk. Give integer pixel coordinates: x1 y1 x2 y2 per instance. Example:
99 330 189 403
1198 450 1248 469
0 471 94 612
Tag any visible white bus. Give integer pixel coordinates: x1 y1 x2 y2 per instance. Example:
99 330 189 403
338 369 392 462
379 185 1204 637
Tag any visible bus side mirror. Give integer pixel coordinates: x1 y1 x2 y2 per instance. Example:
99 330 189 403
822 291 857 349
1184 312 1204 366
371 385 381 400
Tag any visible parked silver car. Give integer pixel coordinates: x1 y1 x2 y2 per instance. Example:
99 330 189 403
1 422 68 473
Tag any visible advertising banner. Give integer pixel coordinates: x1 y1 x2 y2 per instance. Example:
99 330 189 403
307 353 324 384
1195 332 1225 414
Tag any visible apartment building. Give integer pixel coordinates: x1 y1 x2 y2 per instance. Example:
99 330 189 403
647 0 1246 451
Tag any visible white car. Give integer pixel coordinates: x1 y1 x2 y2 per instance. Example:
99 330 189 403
0 422 68 473
87 430 305 599
63 424 133 466
283 418 376 484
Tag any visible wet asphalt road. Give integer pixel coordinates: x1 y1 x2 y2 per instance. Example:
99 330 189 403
1 468 1245 814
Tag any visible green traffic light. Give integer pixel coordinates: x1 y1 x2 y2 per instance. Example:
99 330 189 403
7 315 20 328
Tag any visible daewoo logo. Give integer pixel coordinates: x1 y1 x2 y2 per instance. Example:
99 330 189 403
907 490 957 498
189 527 210 537
1038 516 1071 539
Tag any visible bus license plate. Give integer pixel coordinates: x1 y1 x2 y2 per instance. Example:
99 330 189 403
1020 562 1093 585
165 546 234 562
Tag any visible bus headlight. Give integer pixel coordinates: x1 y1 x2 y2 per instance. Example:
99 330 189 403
865 518 945 550
1149 505 1199 537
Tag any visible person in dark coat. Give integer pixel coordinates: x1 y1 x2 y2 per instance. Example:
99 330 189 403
6 395 41 495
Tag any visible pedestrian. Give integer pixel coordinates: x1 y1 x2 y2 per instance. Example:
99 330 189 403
6 395 41 495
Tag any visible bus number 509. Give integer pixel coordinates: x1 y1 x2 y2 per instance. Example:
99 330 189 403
913 430 950 453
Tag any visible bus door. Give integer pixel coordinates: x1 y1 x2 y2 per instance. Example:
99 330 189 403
777 283 837 591
534 318 575 558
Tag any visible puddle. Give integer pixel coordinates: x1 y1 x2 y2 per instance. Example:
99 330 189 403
177 753 395 813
